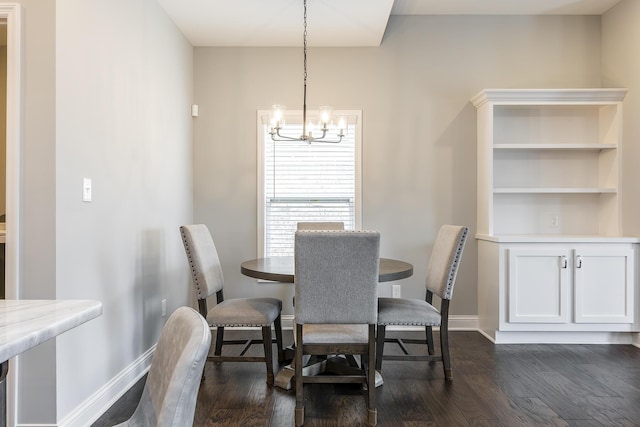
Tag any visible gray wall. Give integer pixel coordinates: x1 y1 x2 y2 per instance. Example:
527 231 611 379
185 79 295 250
602 0 640 345
13 0 194 423
602 0 640 237
193 15 603 317
14 0 58 421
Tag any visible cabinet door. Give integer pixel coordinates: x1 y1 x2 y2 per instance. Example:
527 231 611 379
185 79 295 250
573 248 634 323
508 249 570 323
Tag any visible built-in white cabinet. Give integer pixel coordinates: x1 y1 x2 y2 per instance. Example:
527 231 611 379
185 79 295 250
509 246 634 324
472 89 640 343
508 248 569 324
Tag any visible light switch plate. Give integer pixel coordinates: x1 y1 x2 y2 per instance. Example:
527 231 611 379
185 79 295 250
83 178 92 202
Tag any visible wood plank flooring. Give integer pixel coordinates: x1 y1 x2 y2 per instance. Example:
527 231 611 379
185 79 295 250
92 330 640 426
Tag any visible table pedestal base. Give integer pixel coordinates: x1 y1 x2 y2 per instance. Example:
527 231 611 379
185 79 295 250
274 355 383 390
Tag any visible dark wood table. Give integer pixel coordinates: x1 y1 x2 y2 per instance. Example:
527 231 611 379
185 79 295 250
241 256 413 283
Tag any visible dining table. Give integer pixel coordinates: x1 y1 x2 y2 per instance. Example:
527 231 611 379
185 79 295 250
241 256 413 284
0 299 103 426
240 255 413 389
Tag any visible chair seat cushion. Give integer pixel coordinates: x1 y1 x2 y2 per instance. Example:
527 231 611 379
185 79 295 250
207 297 282 327
377 297 441 326
302 324 369 344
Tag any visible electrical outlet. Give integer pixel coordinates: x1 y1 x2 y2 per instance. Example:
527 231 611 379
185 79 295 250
392 284 401 298
550 214 559 228
161 299 167 317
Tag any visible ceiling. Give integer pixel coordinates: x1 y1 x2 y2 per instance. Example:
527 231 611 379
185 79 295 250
156 0 621 47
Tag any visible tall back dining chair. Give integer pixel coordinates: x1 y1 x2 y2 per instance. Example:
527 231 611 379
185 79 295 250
114 306 211 426
376 225 468 380
180 224 284 386
294 230 380 426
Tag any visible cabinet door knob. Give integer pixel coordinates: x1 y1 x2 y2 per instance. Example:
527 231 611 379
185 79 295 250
576 255 583 268
561 256 568 269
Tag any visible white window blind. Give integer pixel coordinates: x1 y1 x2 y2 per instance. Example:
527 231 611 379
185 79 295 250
258 110 362 258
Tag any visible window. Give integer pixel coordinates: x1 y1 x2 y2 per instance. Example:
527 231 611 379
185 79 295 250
257 109 362 257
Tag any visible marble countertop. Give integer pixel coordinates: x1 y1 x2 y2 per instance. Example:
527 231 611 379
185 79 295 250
0 299 103 363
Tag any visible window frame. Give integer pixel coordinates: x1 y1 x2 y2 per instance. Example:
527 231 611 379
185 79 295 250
256 109 363 258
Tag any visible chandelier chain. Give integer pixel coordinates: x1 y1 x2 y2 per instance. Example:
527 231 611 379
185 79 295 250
303 0 308 137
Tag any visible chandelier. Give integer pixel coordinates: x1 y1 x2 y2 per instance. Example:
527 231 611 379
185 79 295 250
269 0 347 143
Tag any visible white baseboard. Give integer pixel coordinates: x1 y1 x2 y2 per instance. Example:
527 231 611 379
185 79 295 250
488 330 636 345
55 345 156 427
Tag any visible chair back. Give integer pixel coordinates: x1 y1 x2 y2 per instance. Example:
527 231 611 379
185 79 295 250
180 224 224 299
131 306 211 426
296 221 345 231
425 225 468 300
294 230 380 325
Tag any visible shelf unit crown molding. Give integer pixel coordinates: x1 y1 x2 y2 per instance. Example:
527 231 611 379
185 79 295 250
471 88 628 108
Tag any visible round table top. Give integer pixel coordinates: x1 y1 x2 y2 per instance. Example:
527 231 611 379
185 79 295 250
240 256 413 283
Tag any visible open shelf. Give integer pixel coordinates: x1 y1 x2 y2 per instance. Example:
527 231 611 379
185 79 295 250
494 188 617 194
472 88 626 237
494 143 617 150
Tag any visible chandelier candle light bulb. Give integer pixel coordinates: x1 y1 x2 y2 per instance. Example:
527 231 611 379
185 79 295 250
319 106 332 129
271 104 285 129
337 116 347 136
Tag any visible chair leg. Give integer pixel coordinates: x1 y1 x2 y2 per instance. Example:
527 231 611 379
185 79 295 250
295 324 305 427
262 326 274 386
367 324 377 426
375 325 386 371
440 325 452 380
426 325 435 356
274 315 285 362
200 326 215 381
214 326 224 356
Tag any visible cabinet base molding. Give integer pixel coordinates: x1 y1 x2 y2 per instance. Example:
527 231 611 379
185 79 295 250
479 329 637 345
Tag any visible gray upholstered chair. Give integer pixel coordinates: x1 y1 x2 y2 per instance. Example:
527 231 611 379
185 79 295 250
114 306 211 426
180 224 284 386
294 230 380 426
376 225 468 380
296 221 345 231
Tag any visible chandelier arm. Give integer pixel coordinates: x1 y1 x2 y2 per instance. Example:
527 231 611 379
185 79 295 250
312 137 343 144
272 129 342 143
271 128 307 142
309 132 343 143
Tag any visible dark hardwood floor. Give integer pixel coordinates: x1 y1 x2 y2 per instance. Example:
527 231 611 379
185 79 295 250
92 330 640 426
